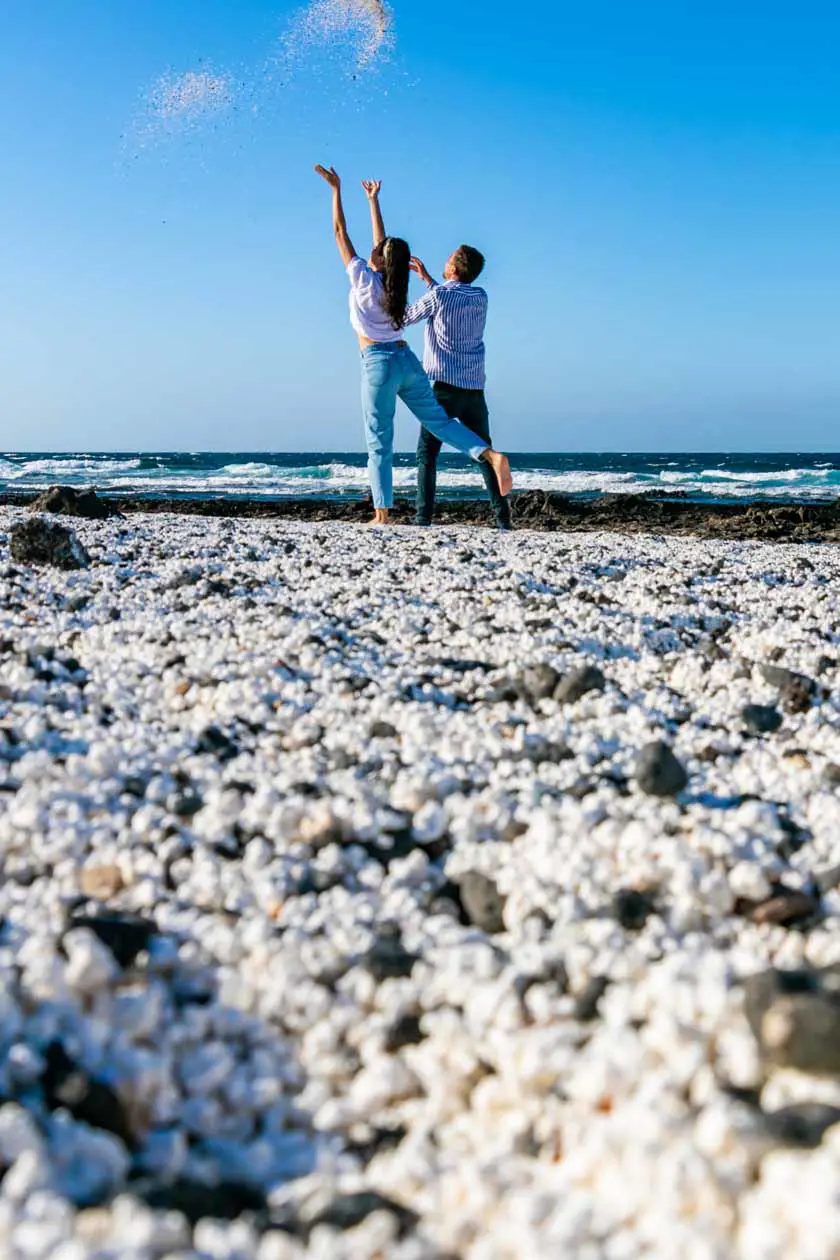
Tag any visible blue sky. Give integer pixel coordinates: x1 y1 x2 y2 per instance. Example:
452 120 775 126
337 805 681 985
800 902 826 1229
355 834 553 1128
2 0 839 452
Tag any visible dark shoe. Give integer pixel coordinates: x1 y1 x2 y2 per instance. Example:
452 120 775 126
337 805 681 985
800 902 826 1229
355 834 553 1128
414 518 432 527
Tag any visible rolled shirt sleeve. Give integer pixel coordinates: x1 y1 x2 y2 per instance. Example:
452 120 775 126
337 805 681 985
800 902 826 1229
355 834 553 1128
346 256 373 291
403 287 439 327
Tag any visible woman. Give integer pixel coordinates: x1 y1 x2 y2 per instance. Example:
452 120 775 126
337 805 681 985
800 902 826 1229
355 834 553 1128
314 165 513 525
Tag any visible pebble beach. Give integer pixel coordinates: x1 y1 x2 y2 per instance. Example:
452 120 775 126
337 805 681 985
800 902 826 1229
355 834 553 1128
4 505 840 1259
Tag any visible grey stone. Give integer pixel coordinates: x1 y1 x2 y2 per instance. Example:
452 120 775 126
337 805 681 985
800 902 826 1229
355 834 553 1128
166 565 203 590
635 741 688 796
744 967 840 1074
516 664 562 704
760 664 817 713
437 658 493 674
364 927 419 980
815 864 840 894
574 976 610 1022
457 871 507 933
748 889 820 927
554 664 606 705
66 593 92 613
517 735 574 764
385 1013 425 1052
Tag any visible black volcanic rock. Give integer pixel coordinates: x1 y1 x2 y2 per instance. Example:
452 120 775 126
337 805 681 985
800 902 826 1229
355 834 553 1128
308 1191 419 1238
41 1041 134 1147
364 926 419 980
28 485 115 519
763 1103 840 1148
10 518 90 569
67 912 156 968
741 703 783 734
613 889 655 931
136 1177 266 1223
5 489 840 541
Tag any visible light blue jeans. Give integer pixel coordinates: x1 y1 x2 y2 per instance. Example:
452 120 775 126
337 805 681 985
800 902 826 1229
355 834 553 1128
360 343 489 508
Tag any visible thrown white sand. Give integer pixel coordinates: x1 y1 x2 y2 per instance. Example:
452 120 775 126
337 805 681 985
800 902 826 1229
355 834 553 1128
284 0 394 70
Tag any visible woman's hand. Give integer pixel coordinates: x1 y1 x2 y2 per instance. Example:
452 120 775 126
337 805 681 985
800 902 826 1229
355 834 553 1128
362 179 382 200
315 164 341 189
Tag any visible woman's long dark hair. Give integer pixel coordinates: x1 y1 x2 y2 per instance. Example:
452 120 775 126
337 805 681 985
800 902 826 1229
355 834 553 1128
381 236 411 330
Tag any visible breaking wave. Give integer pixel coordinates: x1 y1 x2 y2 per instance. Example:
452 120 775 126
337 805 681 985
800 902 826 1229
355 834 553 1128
3 453 840 502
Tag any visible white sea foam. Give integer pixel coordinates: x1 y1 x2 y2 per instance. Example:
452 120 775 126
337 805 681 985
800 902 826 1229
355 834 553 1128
702 468 822 483
219 462 279 478
3 457 144 482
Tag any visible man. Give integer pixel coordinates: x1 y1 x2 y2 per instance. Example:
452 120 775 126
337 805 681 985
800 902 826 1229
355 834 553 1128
404 245 511 530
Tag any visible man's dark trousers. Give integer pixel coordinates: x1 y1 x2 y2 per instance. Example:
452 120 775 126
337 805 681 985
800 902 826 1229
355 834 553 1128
416 382 511 528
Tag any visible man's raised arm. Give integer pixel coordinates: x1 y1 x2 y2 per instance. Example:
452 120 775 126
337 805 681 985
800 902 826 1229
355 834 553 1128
403 256 439 325
410 256 438 288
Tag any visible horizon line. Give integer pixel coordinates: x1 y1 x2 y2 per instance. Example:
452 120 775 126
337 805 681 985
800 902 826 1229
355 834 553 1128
6 449 840 458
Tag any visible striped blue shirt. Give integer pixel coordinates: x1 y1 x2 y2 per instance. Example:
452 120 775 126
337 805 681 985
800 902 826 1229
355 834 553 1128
404 281 488 390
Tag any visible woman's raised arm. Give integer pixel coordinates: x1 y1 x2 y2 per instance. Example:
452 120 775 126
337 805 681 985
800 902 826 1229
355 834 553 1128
314 165 356 266
362 179 385 249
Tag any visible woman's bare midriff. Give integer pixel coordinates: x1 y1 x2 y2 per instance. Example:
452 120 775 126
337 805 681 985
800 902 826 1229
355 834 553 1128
358 336 407 350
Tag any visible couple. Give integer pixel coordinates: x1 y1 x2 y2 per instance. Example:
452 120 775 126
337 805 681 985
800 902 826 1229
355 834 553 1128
315 165 513 528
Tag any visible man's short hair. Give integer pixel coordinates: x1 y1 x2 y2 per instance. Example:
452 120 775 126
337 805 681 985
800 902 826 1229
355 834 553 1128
451 244 485 283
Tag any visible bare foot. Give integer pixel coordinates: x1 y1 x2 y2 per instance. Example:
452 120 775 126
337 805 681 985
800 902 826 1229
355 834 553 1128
366 509 391 526
483 450 513 498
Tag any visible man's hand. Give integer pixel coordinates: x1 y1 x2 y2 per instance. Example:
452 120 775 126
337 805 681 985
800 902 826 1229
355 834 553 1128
410 256 434 286
315 164 341 189
361 179 382 200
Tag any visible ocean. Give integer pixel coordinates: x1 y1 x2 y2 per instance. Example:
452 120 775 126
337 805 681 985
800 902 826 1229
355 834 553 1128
3 452 840 503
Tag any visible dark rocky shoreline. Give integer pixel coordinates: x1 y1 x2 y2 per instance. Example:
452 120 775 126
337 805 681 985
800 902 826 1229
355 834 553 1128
5 486 840 541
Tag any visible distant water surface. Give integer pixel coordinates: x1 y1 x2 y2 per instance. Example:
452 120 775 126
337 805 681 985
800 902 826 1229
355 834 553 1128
3 452 840 503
